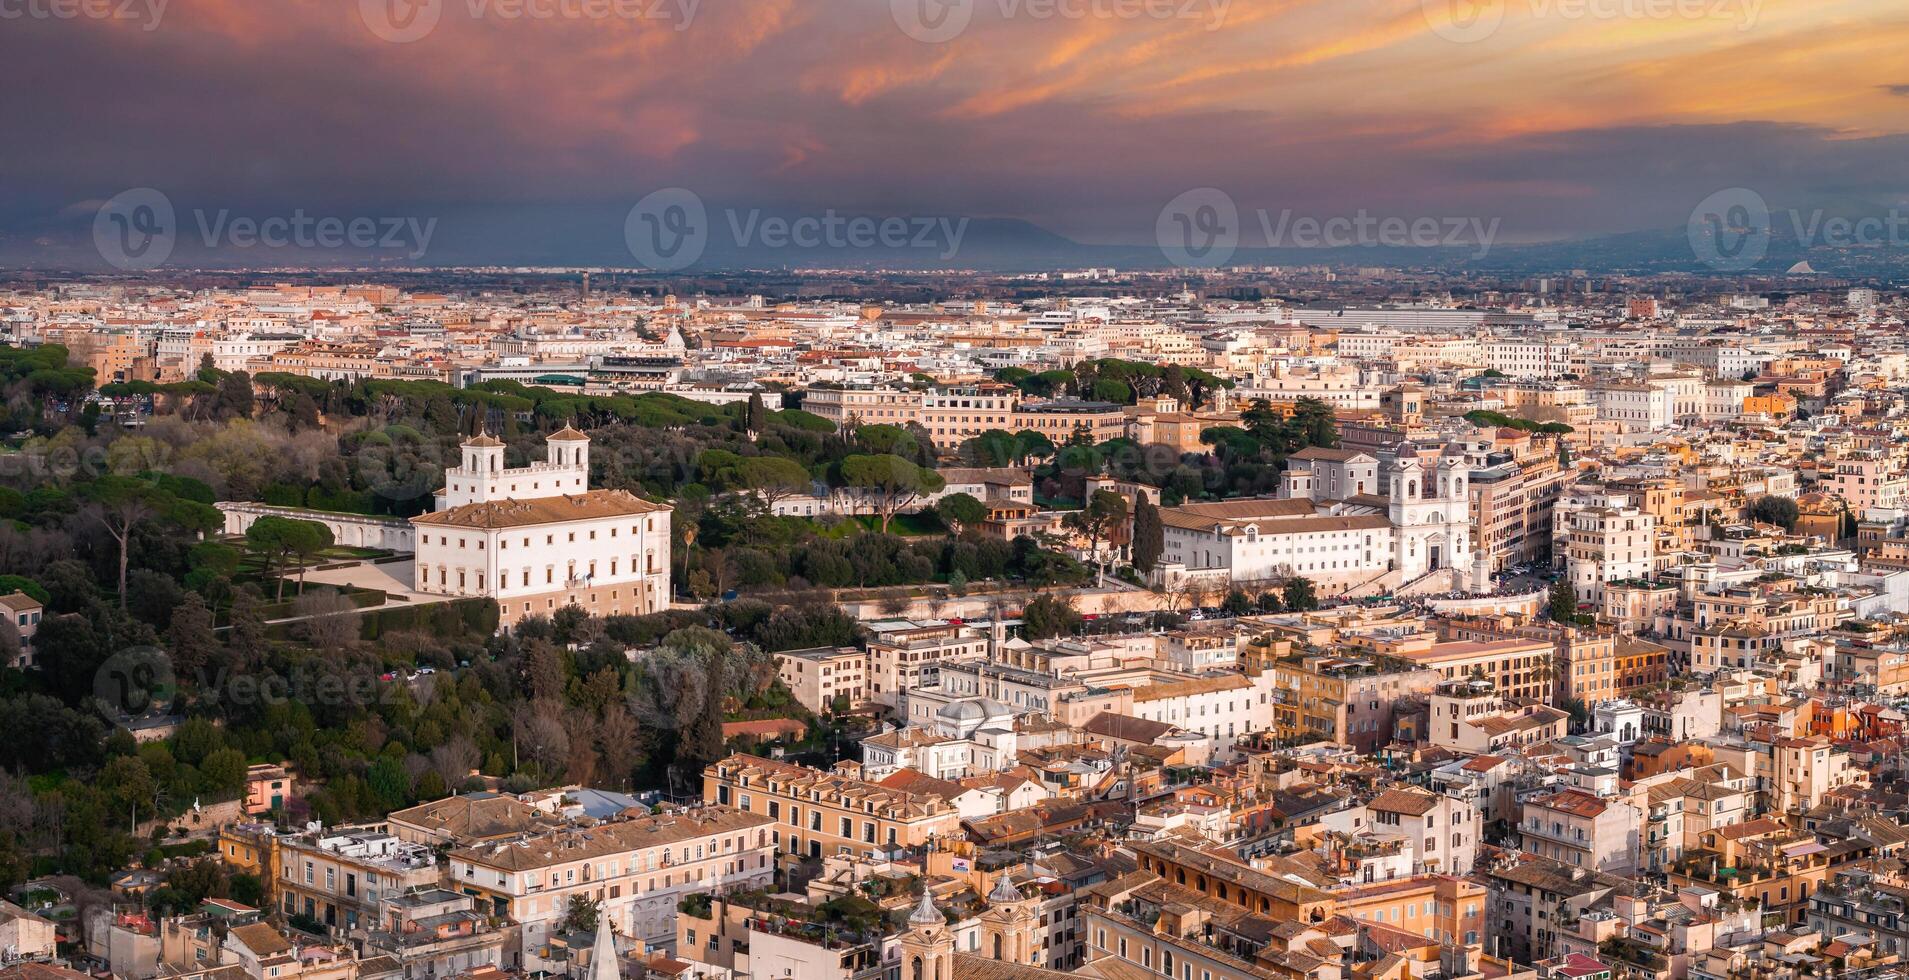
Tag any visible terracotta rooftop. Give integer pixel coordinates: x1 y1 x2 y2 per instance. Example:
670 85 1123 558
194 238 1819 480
413 489 668 529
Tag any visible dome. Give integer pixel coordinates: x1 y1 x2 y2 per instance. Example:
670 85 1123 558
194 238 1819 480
987 870 1023 904
936 700 986 724
908 889 942 926
934 698 1010 737
548 425 590 441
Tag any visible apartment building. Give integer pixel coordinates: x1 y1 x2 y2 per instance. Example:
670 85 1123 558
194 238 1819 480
361 889 508 979
445 807 775 959
1436 616 1618 705
1397 637 1557 704
1319 787 1480 875
1127 673 1265 756
864 621 988 709
1333 874 1487 945
1486 341 1575 380
275 828 441 933
1123 839 1335 922
1561 506 1656 603
1423 681 1570 754
1518 789 1642 874
702 755 962 862
1593 383 1675 429
1469 457 1574 573
774 646 867 714
1825 452 1909 513
1483 858 1621 964
1264 652 1442 753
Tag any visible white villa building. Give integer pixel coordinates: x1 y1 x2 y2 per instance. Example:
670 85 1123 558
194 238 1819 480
412 427 672 629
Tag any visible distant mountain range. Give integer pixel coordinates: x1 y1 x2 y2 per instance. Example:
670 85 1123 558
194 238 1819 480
9 202 1907 278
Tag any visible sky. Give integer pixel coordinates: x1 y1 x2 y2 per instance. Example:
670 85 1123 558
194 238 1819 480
2 0 1907 267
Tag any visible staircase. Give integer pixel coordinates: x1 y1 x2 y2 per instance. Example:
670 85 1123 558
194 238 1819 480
1338 568 1403 600
1396 567 1464 597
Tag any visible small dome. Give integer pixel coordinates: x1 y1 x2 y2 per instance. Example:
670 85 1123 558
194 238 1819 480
463 432 504 448
548 425 590 442
937 700 987 724
908 889 942 926
987 870 1023 904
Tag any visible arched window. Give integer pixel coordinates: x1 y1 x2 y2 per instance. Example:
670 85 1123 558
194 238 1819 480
912 957 923 980
994 935 1003 960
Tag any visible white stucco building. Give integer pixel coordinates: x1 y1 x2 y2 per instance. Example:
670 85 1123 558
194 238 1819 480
1159 447 1472 592
412 427 672 629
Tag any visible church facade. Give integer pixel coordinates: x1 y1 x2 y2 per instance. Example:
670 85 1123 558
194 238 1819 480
1158 445 1474 593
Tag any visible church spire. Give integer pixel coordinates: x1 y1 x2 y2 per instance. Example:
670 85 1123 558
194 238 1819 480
987 869 1022 905
587 918 620 980
909 887 942 927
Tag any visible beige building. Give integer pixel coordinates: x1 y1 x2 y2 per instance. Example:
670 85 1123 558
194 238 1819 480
1396 637 1557 704
864 622 987 709
0 591 43 667
1561 506 1655 603
775 646 868 713
703 755 962 862
274 828 440 933
0 900 57 963
445 807 775 961
1425 682 1569 754
1518 788 1642 874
